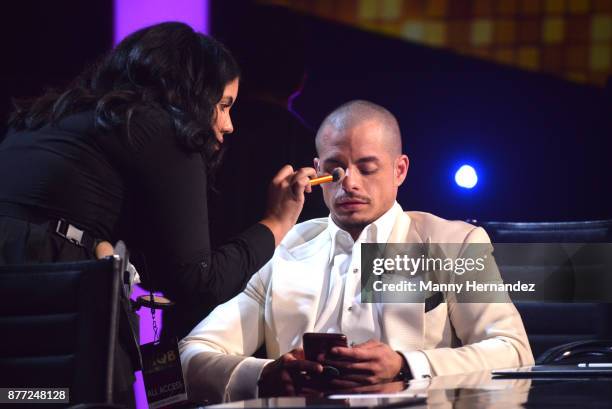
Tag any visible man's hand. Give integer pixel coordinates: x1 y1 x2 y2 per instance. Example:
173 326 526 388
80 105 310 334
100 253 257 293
324 340 405 388
258 348 324 397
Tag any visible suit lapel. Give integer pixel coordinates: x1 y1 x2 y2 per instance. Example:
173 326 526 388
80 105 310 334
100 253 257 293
380 211 426 350
269 236 329 351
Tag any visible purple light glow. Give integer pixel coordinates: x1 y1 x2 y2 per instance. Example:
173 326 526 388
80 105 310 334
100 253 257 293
115 1 208 405
131 285 163 409
131 285 163 345
133 370 147 408
114 0 209 44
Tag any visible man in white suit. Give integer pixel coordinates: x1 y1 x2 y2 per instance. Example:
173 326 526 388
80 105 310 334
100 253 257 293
179 100 534 403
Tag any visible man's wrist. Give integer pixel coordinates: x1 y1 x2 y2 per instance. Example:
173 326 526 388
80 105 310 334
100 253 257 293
394 351 412 381
256 360 275 396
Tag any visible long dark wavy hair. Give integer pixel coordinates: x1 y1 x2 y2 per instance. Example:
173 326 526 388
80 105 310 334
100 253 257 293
8 22 239 173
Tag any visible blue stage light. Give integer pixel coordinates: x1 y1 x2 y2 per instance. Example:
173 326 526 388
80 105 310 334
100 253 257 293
455 165 478 189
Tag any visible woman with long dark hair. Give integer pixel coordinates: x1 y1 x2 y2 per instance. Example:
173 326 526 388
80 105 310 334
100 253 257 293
0 22 315 341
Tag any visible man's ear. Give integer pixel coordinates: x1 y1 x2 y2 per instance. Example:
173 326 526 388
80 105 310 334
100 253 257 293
395 155 409 186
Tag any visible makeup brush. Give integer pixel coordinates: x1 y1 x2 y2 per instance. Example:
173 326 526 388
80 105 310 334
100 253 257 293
310 167 345 186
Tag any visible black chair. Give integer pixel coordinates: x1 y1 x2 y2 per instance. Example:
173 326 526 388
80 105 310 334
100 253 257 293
536 339 612 364
0 256 123 405
474 220 612 360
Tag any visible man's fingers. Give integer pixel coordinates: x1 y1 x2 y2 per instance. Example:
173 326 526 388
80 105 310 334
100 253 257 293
281 353 298 363
352 339 379 349
327 378 363 389
289 348 305 360
284 384 296 396
324 360 373 374
280 370 293 383
279 370 296 396
331 346 374 360
334 373 378 385
284 359 323 374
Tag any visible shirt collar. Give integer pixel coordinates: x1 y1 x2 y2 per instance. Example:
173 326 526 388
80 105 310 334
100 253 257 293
327 201 402 263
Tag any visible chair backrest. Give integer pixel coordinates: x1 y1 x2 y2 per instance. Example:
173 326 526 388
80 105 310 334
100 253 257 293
475 220 612 358
478 220 612 243
0 256 122 404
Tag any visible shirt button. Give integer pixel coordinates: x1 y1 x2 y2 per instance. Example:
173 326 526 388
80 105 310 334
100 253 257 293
347 306 353 312
353 268 359 274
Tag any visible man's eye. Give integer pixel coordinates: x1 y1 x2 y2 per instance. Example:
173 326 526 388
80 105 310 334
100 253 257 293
360 167 378 175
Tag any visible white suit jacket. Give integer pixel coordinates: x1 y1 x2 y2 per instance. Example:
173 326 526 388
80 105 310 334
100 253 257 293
179 210 534 403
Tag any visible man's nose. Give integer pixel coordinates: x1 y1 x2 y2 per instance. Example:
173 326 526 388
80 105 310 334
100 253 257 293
341 167 359 191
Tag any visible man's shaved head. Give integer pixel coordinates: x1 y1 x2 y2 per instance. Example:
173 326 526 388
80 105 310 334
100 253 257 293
316 100 402 157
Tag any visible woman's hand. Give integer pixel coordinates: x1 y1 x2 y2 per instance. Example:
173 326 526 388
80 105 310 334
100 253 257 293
260 165 317 246
95 241 114 259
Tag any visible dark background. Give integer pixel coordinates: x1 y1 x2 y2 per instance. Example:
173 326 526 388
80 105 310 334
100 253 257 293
2 0 610 222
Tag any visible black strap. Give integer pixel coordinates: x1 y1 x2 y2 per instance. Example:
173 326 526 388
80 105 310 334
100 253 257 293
0 202 100 253
54 219 99 252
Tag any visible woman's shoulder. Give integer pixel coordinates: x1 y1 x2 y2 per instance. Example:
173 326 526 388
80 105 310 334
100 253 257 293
48 110 97 134
50 106 173 137
124 105 178 151
129 105 174 132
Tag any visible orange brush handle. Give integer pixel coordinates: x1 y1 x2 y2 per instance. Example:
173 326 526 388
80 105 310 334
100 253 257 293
310 175 333 186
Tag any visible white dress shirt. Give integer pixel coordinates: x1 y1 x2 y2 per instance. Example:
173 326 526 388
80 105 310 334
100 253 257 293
228 202 430 398
313 201 431 379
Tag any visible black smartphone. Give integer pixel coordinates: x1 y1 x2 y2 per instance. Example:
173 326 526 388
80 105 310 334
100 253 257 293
303 332 348 361
303 332 348 380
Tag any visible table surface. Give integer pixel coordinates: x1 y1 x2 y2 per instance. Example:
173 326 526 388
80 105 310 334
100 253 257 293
200 370 612 409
